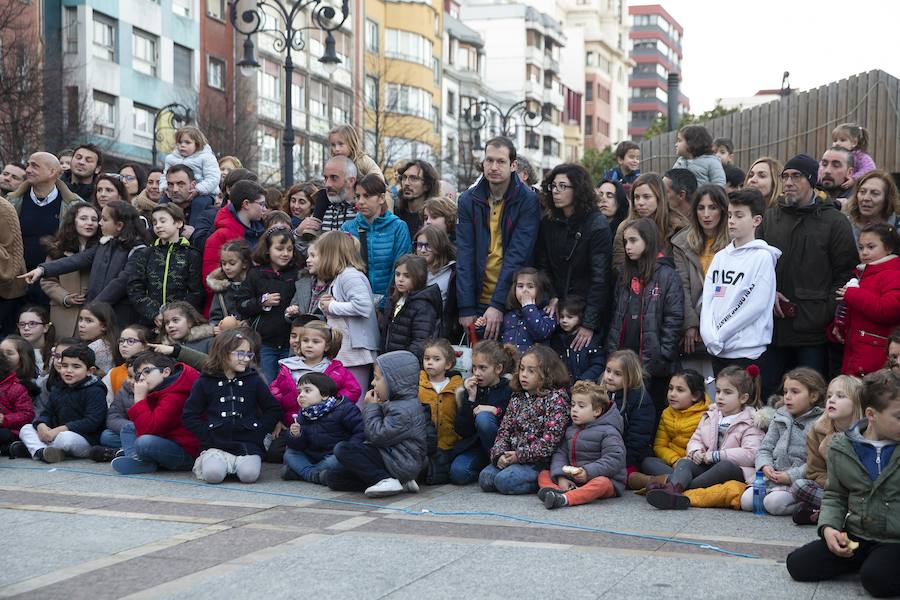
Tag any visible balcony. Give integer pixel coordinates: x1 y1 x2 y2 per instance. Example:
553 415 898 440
525 45 543 67
258 98 282 122
544 55 559 74
525 79 543 101
544 86 564 109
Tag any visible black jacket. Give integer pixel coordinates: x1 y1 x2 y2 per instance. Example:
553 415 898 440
33 374 108 445
127 238 204 325
182 368 282 456
452 377 512 455
234 264 300 347
284 397 365 462
382 284 443 358
606 257 684 377
758 199 857 346
609 387 654 467
535 208 613 332
550 328 605 382
60 171 95 202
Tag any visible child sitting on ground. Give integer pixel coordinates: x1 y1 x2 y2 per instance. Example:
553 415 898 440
10 345 107 463
549 295 604 382
603 350 654 476
282 372 364 484
327 350 429 498
418 339 463 452
0 353 35 455
786 371 900 598
538 380 626 509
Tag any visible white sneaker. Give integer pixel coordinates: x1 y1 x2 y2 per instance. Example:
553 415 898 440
364 478 404 498
402 480 420 494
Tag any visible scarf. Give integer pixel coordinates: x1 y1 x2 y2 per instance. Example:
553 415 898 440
301 395 341 421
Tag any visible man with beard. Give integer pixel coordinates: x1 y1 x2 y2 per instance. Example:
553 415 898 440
0 163 26 196
299 156 357 236
395 159 438 238
757 154 857 397
818 146 854 206
60 144 102 200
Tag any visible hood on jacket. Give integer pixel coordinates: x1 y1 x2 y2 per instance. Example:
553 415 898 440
65 374 106 392
375 351 420 402
856 253 898 274
721 239 782 263
206 267 238 293
149 363 198 398
409 283 443 315
165 323 214 345
590 401 625 434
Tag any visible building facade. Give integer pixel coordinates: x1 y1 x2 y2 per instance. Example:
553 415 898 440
627 3 688 138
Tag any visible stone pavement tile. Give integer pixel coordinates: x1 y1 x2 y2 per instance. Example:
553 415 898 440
243 506 362 529
807 577 869 599
676 505 816 545
0 488 121 510
0 510 201 588
96 498 267 521
153 524 302 562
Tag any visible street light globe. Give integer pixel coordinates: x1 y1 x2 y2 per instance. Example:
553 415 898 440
240 63 258 78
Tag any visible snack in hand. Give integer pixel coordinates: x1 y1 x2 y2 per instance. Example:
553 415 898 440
562 465 584 476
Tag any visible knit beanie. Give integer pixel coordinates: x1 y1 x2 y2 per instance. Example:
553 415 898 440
782 154 818 187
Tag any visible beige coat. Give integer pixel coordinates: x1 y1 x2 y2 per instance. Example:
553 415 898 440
671 228 705 331
40 250 91 340
0 198 26 299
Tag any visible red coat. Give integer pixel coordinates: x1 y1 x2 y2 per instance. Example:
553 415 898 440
201 206 248 316
839 255 900 376
127 364 201 457
0 372 34 435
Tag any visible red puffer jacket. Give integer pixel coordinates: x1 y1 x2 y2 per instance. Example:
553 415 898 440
128 364 201 457
838 255 900 376
0 372 34 435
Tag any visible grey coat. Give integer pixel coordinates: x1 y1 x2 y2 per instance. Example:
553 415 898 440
673 154 726 187
363 351 428 481
327 267 380 352
106 382 136 434
756 405 824 483
550 405 628 496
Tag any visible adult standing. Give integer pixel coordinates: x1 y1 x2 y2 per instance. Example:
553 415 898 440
817 146 854 206
842 170 900 240
535 163 612 350
456 137 540 340
0 163 26 196
300 156 358 235
595 178 629 236
744 157 783 208
663 168 698 219
60 144 102 201
612 173 688 269
118 163 147 198
164 165 215 248
395 159 439 239
0 198 26 335
758 154 858 396
132 168 162 222
93 173 130 210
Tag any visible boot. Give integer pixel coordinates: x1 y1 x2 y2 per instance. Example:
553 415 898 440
792 504 819 525
646 483 689 510
628 472 668 491
683 481 748 510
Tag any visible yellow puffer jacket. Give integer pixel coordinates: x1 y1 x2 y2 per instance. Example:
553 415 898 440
653 397 710 465
418 371 463 451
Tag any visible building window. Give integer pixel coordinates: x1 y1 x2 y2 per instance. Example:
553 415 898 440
585 51 594 66
365 19 379 53
172 0 191 18
385 83 433 119
432 106 439 133
133 103 155 144
257 71 281 120
257 130 279 167
584 116 593 135
174 44 193 87
365 76 378 109
585 82 593 102
598 118 610 136
132 29 158 77
309 139 326 174
92 91 116 137
292 75 306 120
309 79 327 119
332 89 351 124
433 57 440 84
385 29 432 67
207 56 225 90
92 13 116 62
446 90 455 117
207 0 225 20
65 7 78 54
597 84 610 103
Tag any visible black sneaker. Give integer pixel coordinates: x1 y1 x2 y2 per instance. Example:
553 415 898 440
8 441 30 459
280 465 301 481
543 489 569 510
90 445 119 463
537 487 555 502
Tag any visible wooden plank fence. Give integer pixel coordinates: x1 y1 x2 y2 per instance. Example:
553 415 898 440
638 70 900 175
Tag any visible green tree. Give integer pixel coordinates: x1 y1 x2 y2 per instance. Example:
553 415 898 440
581 146 617 182
642 104 740 140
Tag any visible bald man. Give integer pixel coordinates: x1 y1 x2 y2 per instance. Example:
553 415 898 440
5 151 83 272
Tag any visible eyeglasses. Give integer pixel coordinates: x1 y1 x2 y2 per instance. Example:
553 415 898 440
252 199 267 207
780 172 807 182
118 337 142 346
231 351 256 360
121 174 137 182
400 174 422 183
135 366 161 380
414 241 431 251
103 173 124 181
549 183 573 193
17 321 44 329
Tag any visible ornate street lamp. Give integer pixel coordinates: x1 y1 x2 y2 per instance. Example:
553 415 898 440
151 102 193 167
230 0 350 187
461 99 544 149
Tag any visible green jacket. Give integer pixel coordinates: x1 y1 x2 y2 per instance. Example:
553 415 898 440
819 421 900 543
5 180 82 219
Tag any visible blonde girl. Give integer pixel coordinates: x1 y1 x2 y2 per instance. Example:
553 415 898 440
329 124 384 181
790 374 863 525
744 157 784 208
160 126 221 197
603 349 655 472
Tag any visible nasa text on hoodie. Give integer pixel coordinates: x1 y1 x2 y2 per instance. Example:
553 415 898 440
700 240 782 359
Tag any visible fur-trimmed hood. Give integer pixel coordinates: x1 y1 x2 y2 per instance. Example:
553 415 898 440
753 404 775 432
162 323 215 345
206 267 236 293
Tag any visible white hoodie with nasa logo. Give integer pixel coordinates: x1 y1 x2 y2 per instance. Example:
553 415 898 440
700 240 782 359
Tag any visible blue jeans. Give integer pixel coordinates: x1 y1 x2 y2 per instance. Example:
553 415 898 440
259 345 289 384
479 463 541 495
120 423 194 471
449 412 500 485
473 411 500 451
99 429 122 448
283 449 340 482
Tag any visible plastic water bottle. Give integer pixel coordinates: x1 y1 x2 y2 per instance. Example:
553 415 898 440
753 471 766 516
834 278 859 327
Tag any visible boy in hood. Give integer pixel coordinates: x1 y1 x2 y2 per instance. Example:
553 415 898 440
327 351 429 498
701 188 781 373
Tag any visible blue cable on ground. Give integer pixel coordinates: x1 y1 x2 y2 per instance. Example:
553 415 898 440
0 463 761 559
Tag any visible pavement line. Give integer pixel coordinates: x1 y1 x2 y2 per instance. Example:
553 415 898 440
673 532 800 547
0 524 231 598
0 503 220 524
325 515 378 531
0 484 277 509
118 533 330 600
490 539 574 550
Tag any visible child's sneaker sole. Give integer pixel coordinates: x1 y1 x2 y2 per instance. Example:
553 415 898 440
646 488 690 510
41 447 65 463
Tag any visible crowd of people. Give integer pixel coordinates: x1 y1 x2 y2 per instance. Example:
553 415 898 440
0 119 898 596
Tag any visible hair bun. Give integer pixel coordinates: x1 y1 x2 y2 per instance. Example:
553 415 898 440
746 364 760 378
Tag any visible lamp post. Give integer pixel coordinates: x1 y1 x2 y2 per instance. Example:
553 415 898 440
461 99 544 149
151 102 193 167
230 0 349 187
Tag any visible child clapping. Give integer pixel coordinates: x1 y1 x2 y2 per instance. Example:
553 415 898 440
538 381 626 509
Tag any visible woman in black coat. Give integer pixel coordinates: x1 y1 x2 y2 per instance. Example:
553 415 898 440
535 163 613 351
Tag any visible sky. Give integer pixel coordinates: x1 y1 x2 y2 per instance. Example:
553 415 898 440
657 0 900 114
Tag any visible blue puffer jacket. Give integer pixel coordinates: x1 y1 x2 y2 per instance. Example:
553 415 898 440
284 397 364 462
456 175 540 315
550 328 605 382
341 210 411 301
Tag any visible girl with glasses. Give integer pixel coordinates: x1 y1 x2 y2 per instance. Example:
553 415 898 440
101 324 150 406
15 305 55 373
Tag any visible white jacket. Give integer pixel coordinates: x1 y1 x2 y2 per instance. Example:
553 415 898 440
700 240 781 359
160 144 221 196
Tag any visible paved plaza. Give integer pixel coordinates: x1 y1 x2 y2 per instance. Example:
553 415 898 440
0 460 868 599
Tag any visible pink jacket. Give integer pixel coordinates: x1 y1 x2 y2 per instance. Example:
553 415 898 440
685 405 765 483
269 360 361 425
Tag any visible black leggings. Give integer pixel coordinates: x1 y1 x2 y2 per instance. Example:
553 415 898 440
0 428 15 447
787 538 900 598
327 440 392 491
669 458 744 490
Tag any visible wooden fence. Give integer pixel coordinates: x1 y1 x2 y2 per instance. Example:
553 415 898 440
638 69 900 175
